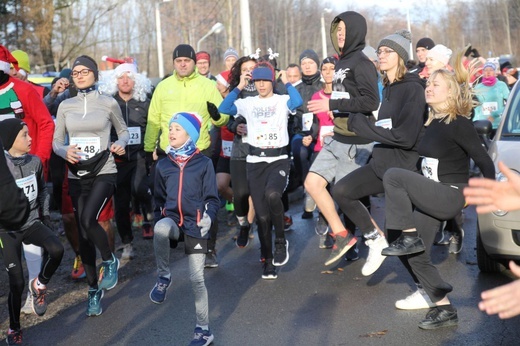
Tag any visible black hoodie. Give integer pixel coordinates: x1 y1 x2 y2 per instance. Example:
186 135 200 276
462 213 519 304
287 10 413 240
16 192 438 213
329 11 380 144
348 73 427 178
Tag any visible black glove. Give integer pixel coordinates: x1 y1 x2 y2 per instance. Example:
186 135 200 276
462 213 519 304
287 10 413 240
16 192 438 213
207 101 221 121
464 45 473 57
471 48 480 58
43 215 53 231
145 151 154 175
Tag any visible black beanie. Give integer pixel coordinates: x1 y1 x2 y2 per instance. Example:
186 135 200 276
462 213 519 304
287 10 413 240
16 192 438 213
72 55 99 80
300 49 320 68
173 44 196 61
416 37 435 50
0 118 26 151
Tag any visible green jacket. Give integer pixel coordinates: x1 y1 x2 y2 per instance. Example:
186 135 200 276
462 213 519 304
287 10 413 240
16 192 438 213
144 70 228 152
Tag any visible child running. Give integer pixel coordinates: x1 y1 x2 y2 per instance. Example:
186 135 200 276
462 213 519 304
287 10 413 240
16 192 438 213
219 61 303 279
149 112 219 346
0 118 64 346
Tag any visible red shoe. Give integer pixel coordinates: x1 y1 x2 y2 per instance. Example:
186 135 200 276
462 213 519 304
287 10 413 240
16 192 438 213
71 255 86 280
132 213 144 228
284 215 293 230
142 223 153 239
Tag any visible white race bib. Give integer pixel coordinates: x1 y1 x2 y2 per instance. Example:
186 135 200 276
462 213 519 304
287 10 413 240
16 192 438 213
319 125 334 146
127 127 141 145
331 91 351 100
257 125 280 147
70 136 101 161
482 102 498 116
221 140 233 158
302 112 313 132
421 157 440 182
16 174 38 202
375 118 392 129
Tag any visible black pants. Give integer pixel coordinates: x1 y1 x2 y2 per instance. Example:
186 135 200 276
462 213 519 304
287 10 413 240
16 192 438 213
0 221 64 330
230 159 249 217
247 158 290 260
115 155 152 244
69 174 116 288
383 168 466 302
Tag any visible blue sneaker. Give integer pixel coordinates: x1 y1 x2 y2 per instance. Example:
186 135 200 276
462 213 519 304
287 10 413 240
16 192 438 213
149 276 171 304
98 254 119 291
86 288 104 316
189 327 214 346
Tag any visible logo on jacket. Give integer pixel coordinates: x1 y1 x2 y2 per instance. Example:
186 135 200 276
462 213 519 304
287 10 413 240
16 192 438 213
334 68 351 85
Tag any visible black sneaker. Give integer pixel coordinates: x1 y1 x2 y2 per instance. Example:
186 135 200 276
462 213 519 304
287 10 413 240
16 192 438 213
262 261 277 279
434 226 450 246
29 278 47 316
449 228 464 254
236 224 250 248
315 213 329 235
6 329 22 345
324 232 357 266
273 238 289 266
344 243 360 261
204 250 219 268
418 305 458 330
301 211 313 219
381 234 425 256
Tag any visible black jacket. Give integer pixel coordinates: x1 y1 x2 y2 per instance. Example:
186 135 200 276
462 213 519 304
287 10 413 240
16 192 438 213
329 11 380 144
348 73 427 178
292 72 322 138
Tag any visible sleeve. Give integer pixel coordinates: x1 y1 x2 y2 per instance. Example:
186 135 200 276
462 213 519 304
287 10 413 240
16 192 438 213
109 98 129 148
218 87 240 116
52 102 69 159
202 159 220 223
349 99 426 149
286 84 303 112
329 60 380 114
144 85 162 153
24 87 55 164
153 161 167 223
207 84 229 127
455 119 495 179
36 158 50 218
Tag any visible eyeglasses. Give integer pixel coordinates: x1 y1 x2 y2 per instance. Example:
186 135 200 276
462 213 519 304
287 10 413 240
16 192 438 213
376 49 396 56
71 69 92 78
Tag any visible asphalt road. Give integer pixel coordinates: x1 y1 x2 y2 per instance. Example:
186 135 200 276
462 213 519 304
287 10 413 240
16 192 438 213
27 194 520 346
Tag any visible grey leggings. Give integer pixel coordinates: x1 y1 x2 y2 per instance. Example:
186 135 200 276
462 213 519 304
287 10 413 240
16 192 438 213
153 217 209 326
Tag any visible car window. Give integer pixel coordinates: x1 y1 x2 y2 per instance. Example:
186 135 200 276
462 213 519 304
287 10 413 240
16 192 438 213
503 86 520 135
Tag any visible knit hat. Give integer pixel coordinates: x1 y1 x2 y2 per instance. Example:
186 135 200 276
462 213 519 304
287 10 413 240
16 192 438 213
173 44 196 61
169 112 202 143
0 45 18 73
416 37 435 50
378 30 412 62
299 49 320 67
196 51 210 63
321 56 338 68
0 118 26 151
483 61 497 71
362 46 378 62
223 47 239 62
11 50 30 73
72 55 99 80
251 64 275 82
114 62 137 76
427 44 452 66
59 68 72 79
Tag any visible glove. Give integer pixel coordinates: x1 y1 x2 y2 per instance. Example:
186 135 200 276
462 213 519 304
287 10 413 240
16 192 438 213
207 101 221 121
145 152 154 174
43 216 53 231
197 212 212 237
464 45 473 57
471 48 480 58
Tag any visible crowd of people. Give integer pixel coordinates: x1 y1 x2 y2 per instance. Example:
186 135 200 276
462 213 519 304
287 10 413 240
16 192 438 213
0 8 519 346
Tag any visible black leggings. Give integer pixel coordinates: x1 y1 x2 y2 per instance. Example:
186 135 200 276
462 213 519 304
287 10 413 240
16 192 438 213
69 174 116 288
247 159 290 260
0 221 64 330
230 159 249 217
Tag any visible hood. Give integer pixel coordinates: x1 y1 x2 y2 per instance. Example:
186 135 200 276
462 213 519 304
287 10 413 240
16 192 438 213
330 11 367 59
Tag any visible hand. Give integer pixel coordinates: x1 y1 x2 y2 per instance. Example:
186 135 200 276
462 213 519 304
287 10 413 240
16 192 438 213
464 45 473 58
42 215 53 231
278 69 288 85
207 101 221 121
464 161 520 213
238 73 251 90
197 212 212 237
479 261 520 319
236 123 248 136
50 77 69 97
145 151 155 171
110 143 126 156
66 144 81 164
307 93 330 114
302 135 313 147
471 48 480 58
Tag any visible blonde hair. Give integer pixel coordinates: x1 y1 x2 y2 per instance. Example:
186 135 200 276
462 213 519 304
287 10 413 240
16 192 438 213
425 51 477 125
382 56 407 87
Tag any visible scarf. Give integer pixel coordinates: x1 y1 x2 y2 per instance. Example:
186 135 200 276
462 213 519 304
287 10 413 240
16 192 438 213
5 151 28 167
77 85 97 94
167 138 197 163
244 80 256 93
482 76 497 87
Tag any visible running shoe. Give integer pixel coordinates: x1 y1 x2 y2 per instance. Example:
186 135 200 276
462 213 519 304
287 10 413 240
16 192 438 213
189 327 214 346
149 276 171 304
262 261 277 280
418 305 458 330
132 213 144 228
6 329 22 345
382 234 425 256
142 223 154 239
449 227 464 254
121 243 135 260
315 213 329 236
273 239 289 266
395 288 435 310
236 224 250 248
361 236 388 276
344 243 360 261
98 254 119 290
284 215 293 230
29 278 47 316
86 288 104 317
204 250 219 268
20 292 33 315
324 232 357 266
71 255 86 280
319 233 334 249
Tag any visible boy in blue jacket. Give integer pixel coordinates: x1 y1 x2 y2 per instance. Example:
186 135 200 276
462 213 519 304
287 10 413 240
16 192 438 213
149 112 219 346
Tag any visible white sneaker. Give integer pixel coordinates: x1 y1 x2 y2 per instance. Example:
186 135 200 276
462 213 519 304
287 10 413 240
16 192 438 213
121 243 135 260
395 289 435 310
361 236 389 276
21 291 33 315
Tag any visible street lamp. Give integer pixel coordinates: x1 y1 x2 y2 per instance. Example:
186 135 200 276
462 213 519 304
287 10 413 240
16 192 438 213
155 0 172 78
321 8 332 59
197 22 225 52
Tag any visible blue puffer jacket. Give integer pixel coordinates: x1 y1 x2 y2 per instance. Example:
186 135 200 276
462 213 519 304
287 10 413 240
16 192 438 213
153 151 219 239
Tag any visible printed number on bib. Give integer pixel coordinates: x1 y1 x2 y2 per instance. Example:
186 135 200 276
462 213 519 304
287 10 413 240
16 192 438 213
257 126 280 147
16 174 38 202
70 137 101 161
421 157 440 182
221 140 233 158
127 127 141 145
302 113 313 132
482 102 498 116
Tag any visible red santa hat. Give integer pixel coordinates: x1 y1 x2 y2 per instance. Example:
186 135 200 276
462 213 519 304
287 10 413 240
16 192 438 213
0 45 19 74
